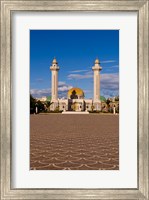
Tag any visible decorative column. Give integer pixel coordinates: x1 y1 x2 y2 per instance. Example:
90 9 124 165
50 58 59 102
92 58 102 110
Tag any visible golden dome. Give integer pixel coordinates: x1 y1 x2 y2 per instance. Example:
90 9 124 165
95 58 100 64
52 58 57 64
68 87 84 99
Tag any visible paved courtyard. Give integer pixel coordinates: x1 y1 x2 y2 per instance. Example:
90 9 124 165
30 114 119 170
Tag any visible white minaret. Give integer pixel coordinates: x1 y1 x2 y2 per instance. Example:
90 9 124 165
92 58 102 103
50 58 59 102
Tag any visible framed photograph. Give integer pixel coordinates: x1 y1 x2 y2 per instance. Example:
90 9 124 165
1 0 148 199
29 29 120 172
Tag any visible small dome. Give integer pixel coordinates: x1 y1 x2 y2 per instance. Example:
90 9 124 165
95 58 100 64
46 96 51 101
100 96 106 102
68 87 84 99
52 58 57 64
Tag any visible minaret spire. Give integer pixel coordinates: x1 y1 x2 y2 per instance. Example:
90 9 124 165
50 58 60 109
92 58 102 110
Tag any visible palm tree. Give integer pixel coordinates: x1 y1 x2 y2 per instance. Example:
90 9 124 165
45 100 53 111
106 98 111 112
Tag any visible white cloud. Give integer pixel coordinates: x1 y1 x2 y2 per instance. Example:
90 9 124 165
85 71 93 75
100 60 116 64
58 81 73 91
100 73 119 97
102 65 119 69
67 71 93 80
31 74 119 99
101 73 119 84
58 85 73 92
58 81 66 86
84 89 92 94
30 88 50 97
69 70 89 73
110 65 119 68
58 82 73 98
31 81 73 98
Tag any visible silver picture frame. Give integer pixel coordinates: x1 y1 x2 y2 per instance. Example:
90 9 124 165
0 0 148 199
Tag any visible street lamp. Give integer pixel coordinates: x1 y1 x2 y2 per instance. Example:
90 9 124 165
35 103 38 114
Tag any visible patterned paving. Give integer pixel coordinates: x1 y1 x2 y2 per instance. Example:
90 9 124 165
30 114 119 170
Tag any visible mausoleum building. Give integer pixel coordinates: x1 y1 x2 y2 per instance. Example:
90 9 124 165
50 58 102 112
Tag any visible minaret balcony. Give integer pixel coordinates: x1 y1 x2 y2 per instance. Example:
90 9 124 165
92 66 102 70
50 66 60 71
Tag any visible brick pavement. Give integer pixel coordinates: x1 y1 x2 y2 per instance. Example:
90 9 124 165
30 114 119 170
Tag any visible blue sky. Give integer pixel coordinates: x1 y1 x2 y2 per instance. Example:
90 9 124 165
30 30 119 99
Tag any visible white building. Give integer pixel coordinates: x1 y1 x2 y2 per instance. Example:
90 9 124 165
50 58 102 112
